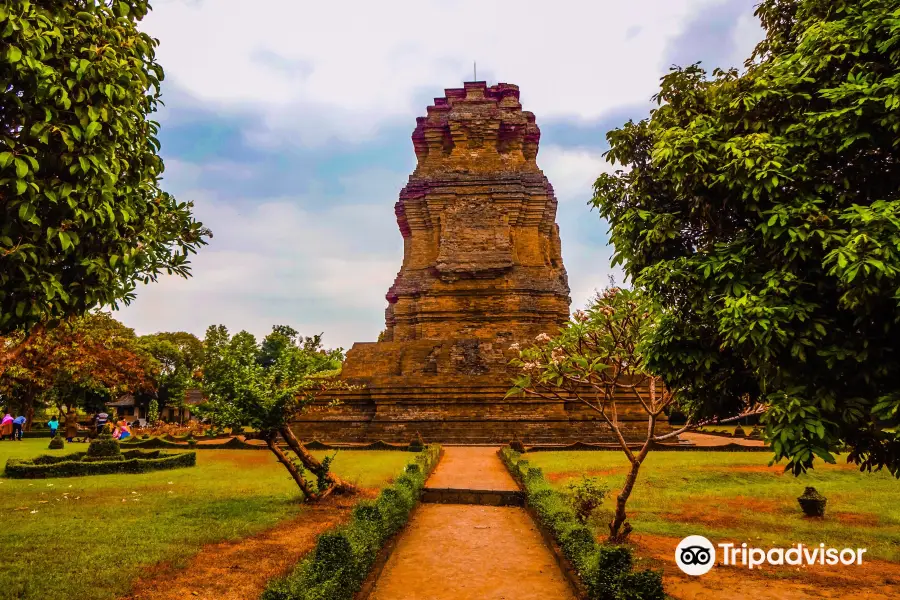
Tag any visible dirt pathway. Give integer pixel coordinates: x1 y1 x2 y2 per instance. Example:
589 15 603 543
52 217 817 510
369 446 575 600
425 445 519 491
121 494 366 600
680 432 766 447
633 533 900 600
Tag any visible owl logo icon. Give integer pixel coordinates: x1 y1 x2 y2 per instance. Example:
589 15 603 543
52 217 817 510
675 536 716 576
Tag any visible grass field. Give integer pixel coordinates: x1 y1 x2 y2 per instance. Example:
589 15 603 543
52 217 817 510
0 439 411 600
525 451 900 563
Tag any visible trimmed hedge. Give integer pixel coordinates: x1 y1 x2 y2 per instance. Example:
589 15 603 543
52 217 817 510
262 445 441 600
4 449 196 478
500 448 665 600
87 434 122 459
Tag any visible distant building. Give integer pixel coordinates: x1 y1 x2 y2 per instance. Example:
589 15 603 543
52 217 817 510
160 389 207 423
107 389 207 423
106 394 145 422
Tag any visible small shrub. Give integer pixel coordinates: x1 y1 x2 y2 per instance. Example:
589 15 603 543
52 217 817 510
86 434 121 459
148 399 159 425
585 544 634 599
560 525 596 568
48 435 65 450
732 424 746 437
566 476 609 524
616 569 665 600
313 531 355 579
509 435 526 453
231 425 245 436
407 431 425 452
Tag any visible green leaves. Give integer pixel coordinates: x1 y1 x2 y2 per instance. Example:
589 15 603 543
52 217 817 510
84 121 102 140
592 0 900 477
200 325 345 435
0 0 211 333
7 46 22 63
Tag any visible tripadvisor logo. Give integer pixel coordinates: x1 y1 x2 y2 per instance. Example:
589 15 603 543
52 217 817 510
675 536 868 576
676 536 716 576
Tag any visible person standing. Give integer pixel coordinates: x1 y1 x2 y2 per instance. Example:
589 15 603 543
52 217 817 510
0 413 12 440
65 408 79 443
12 415 26 441
95 411 109 434
48 416 60 437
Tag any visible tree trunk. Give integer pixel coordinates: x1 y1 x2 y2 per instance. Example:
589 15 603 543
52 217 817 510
279 425 357 496
608 457 641 543
265 436 317 499
23 387 36 431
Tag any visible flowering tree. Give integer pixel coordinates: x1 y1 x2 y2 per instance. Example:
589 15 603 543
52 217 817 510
0 312 155 428
509 286 764 541
201 325 356 501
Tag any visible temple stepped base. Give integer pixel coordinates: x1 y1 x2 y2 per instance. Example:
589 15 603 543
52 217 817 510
292 385 653 444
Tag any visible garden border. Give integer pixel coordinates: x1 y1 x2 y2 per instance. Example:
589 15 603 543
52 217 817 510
498 447 666 600
355 446 445 599
523 441 771 452
4 450 196 478
260 445 444 600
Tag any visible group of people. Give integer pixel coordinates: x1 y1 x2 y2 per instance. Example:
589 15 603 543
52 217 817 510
0 410 132 442
0 413 27 441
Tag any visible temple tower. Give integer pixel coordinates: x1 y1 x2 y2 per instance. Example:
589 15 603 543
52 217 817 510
294 82 646 443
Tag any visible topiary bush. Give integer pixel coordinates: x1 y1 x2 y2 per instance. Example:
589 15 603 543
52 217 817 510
5 450 196 478
262 445 441 600
86 434 121 459
509 435 527 454
733 424 747 438
407 431 425 452
500 447 664 600
48 435 65 450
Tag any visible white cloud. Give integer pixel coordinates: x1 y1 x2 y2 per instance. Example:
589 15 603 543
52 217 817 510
116 192 402 348
730 10 766 67
116 0 763 344
539 145 616 203
564 242 623 310
143 0 731 146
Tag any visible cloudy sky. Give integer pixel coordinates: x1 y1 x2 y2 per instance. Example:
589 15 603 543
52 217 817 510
117 0 764 349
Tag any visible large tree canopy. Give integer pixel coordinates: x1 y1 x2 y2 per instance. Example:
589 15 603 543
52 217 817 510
201 325 355 500
138 331 203 410
0 0 209 336
593 0 900 476
0 311 155 425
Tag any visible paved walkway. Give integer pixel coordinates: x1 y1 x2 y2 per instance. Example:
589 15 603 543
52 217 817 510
425 445 519 491
369 447 575 600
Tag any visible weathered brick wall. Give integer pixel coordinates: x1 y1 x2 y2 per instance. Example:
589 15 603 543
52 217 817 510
293 82 661 444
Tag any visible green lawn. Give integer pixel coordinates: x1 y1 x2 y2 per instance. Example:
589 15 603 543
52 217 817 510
0 438 412 600
525 451 900 562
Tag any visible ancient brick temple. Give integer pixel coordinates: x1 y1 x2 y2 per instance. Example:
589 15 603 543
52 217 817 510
293 82 647 443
